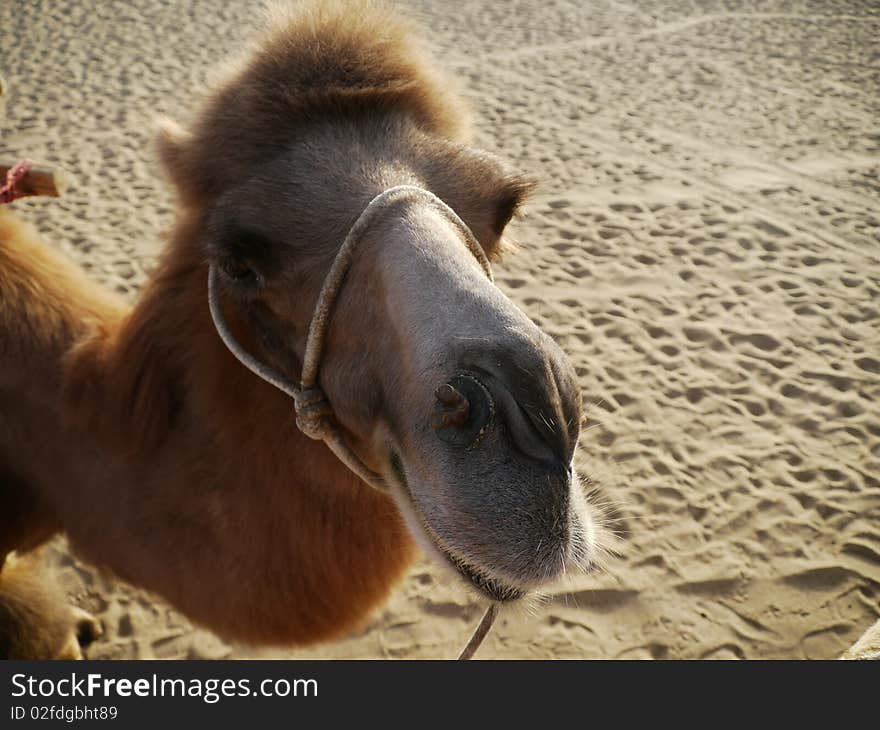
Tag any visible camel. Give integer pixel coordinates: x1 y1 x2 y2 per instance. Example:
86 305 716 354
0 0 602 657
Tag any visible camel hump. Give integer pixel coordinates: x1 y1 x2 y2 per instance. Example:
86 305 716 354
0 208 124 390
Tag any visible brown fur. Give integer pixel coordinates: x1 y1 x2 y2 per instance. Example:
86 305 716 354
160 0 471 206
0 550 101 659
0 0 540 654
0 185 415 648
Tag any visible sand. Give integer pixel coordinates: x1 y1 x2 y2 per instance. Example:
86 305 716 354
1 0 878 659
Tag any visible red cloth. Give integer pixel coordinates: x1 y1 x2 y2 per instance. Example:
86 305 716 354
0 159 33 204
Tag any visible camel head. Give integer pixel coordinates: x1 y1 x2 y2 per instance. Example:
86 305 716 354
154 2 601 604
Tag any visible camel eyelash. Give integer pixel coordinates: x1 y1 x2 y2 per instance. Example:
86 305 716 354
217 256 260 289
210 224 280 291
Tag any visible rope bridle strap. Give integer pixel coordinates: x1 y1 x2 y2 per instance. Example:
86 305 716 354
207 184 498 658
208 184 492 492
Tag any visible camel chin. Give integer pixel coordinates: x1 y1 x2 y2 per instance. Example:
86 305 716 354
383 436 596 603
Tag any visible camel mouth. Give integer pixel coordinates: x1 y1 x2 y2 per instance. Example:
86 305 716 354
387 449 525 603
438 547 524 603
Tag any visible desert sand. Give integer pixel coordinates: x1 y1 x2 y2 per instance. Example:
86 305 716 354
0 0 878 659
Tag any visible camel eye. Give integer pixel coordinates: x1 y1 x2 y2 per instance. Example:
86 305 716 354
218 256 258 288
211 224 277 290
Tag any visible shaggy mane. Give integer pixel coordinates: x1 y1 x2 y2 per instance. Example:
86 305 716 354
163 0 470 203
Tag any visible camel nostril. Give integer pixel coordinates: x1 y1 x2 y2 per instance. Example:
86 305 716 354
431 374 493 447
432 384 470 429
431 409 469 429
435 383 465 408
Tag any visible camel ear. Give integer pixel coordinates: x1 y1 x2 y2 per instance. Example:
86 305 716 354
155 116 193 189
492 174 536 237
429 146 537 260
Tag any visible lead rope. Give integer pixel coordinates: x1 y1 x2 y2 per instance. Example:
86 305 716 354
208 184 498 658
457 603 498 660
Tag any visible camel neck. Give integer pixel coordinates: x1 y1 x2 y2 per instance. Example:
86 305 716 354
58 237 415 644
114 248 305 458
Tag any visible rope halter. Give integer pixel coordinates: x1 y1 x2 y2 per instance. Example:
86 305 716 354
208 184 500 659
208 184 493 493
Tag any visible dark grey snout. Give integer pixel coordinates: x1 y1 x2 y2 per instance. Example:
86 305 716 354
440 335 581 468
388 321 592 602
408 335 585 595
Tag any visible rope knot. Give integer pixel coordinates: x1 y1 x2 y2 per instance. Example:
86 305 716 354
293 386 335 440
